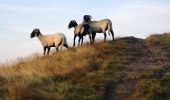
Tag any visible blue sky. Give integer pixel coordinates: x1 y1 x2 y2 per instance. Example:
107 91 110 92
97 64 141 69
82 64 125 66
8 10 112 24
0 0 170 64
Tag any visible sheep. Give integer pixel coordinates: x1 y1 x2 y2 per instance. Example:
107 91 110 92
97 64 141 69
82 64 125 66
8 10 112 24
30 28 69 56
83 15 114 42
68 20 92 47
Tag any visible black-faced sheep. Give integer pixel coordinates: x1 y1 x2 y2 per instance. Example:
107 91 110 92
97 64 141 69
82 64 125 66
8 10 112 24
83 15 114 42
30 28 69 55
68 20 92 47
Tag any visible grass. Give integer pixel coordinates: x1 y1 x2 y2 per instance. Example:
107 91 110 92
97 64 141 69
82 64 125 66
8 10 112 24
131 33 170 100
0 34 170 100
0 40 130 100
146 33 170 52
131 68 170 100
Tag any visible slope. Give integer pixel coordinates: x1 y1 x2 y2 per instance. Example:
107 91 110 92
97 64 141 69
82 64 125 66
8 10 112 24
0 34 170 100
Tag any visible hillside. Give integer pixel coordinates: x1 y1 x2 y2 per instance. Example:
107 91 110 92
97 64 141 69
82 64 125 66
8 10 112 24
0 34 170 100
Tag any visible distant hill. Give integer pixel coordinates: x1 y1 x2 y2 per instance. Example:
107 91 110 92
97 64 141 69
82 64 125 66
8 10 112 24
0 34 170 100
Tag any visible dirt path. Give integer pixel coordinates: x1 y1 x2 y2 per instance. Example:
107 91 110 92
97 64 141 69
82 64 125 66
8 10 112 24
102 37 170 100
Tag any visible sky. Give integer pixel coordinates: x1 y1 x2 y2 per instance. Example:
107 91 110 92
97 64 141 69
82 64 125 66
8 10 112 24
0 0 170 64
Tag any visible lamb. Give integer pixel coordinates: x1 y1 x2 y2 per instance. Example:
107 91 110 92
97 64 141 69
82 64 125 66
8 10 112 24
83 15 114 42
30 28 69 55
68 20 92 47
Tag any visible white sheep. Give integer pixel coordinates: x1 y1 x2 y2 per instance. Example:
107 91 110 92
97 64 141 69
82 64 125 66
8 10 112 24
83 15 114 42
30 28 69 55
68 20 92 47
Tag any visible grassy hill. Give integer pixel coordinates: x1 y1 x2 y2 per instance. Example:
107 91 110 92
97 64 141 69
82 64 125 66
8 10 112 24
0 34 170 100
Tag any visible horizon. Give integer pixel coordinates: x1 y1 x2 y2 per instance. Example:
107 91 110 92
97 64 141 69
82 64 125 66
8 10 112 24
0 0 170 64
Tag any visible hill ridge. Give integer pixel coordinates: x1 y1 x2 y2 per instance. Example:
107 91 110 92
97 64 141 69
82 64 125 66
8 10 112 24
0 34 170 100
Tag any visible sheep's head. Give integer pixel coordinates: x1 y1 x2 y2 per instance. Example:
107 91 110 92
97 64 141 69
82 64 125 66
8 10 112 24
30 28 41 38
83 15 92 23
68 20 78 29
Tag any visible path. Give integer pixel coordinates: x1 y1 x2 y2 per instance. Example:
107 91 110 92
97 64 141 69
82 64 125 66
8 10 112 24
102 37 170 100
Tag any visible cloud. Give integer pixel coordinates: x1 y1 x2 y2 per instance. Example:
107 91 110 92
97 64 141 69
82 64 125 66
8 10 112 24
0 3 68 13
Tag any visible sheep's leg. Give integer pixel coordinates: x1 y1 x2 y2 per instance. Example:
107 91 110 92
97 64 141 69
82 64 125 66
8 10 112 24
110 30 114 41
43 47 46 56
104 32 107 41
47 47 51 55
81 36 84 45
73 35 76 47
88 34 92 44
87 27 92 44
78 36 81 46
92 32 96 42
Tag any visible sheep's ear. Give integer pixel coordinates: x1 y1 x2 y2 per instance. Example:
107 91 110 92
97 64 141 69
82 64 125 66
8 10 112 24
70 20 76 24
34 28 40 33
83 15 92 22
85 15 92 20
68 20 77 29
30 30 35 38
89 15 92 20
